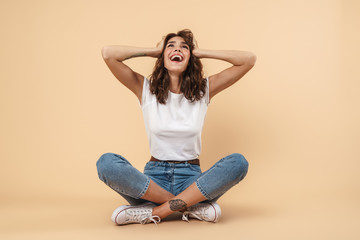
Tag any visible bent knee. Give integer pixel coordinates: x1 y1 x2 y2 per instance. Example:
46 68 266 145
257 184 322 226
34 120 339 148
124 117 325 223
96 152 125 174
230 153 249 170
97 152 114 168
228 153 249 181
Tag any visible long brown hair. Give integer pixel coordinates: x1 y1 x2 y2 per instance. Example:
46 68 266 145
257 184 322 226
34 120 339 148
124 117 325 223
149 29 206 104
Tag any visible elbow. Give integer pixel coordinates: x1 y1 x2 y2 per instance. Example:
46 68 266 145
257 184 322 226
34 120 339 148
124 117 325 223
247 52 257 67
101 46 111 60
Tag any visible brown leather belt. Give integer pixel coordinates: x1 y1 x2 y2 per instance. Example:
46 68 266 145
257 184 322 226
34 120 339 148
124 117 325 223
150 156 200 166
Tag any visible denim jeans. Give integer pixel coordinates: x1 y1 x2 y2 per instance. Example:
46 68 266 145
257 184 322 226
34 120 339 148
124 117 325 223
96 153 249 206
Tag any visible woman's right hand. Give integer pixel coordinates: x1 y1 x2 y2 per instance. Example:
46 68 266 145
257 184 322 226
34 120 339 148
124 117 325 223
154 36 165 58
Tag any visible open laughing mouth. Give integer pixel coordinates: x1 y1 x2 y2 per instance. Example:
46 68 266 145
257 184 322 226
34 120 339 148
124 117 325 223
170 54 184 62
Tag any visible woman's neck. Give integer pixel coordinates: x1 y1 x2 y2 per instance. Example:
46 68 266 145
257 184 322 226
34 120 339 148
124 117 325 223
168 72 182 94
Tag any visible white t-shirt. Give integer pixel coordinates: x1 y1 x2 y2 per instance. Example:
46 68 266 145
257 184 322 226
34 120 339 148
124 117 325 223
139 77 210 161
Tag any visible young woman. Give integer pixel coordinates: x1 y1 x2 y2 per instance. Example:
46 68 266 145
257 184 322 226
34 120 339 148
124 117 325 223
97 29 256 225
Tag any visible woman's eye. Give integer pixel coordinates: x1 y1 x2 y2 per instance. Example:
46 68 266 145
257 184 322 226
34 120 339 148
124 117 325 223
167 44 174 47
182 45 189 49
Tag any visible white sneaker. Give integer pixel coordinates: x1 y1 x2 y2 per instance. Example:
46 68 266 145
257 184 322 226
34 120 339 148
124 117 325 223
182 202 221 223
111 202 160 225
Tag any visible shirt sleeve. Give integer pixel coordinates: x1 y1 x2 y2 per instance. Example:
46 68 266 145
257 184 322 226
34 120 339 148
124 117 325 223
205 77 210 106
139 76 148 108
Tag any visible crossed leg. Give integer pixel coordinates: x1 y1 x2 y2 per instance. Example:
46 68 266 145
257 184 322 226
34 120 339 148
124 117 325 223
151 182 207 219
96 152 248 220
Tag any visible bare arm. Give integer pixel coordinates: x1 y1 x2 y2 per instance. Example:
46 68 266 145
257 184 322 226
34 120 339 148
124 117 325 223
102 46 161 61
193 46 256 101
101 39 164 103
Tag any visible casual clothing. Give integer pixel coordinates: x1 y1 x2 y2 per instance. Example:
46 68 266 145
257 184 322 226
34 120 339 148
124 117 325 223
97 152 249 205
96 77 249 205
140 77 210 161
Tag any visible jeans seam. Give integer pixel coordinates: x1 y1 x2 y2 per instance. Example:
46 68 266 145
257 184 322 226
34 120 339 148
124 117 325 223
137 175 151 199
196 180 211 200
170 165 175 194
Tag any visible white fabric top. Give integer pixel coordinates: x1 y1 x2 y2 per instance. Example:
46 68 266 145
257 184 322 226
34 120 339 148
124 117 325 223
139 77 210 161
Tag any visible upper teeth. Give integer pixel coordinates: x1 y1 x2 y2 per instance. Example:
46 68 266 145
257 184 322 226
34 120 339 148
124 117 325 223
171 55 183 61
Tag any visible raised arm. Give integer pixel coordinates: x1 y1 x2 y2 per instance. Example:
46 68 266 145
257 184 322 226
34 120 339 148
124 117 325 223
193 42 256 101
101 38 164 103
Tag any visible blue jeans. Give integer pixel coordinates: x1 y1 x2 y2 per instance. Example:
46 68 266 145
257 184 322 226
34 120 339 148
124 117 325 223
96 153 248 206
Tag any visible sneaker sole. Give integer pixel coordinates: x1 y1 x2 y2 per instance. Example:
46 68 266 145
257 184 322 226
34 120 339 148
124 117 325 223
111 205 132 224
111 202 156 225
209 202 221 223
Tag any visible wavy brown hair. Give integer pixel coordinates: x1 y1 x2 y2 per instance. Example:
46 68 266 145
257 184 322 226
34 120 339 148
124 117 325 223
149 29 206 104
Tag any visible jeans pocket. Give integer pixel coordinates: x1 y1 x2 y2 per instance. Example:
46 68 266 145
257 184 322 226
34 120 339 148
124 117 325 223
187 163 202 173
144 161 158 171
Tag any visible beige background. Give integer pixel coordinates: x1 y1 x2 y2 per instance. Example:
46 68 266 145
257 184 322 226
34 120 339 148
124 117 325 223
1 0 359 239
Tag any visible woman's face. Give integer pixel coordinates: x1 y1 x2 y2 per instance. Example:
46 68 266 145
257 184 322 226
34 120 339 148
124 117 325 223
163 36 191 74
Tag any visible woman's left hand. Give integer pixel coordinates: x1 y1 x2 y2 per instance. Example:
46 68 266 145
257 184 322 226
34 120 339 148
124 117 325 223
192 36 200 58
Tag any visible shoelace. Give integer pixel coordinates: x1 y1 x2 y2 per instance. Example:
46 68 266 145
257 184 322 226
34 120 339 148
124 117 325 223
182 204 210 222
182 211 205 222
182 212 190 223
140 215 161 225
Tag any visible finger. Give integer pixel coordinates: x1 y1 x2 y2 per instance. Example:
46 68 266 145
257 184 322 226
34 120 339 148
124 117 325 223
193 38 198 48
158 36 166 45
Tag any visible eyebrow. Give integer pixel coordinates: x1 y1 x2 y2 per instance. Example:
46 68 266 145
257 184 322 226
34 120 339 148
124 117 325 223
167 41 188 45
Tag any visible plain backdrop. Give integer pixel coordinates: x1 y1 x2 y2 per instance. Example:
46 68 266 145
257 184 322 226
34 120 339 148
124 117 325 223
1 0 359 239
